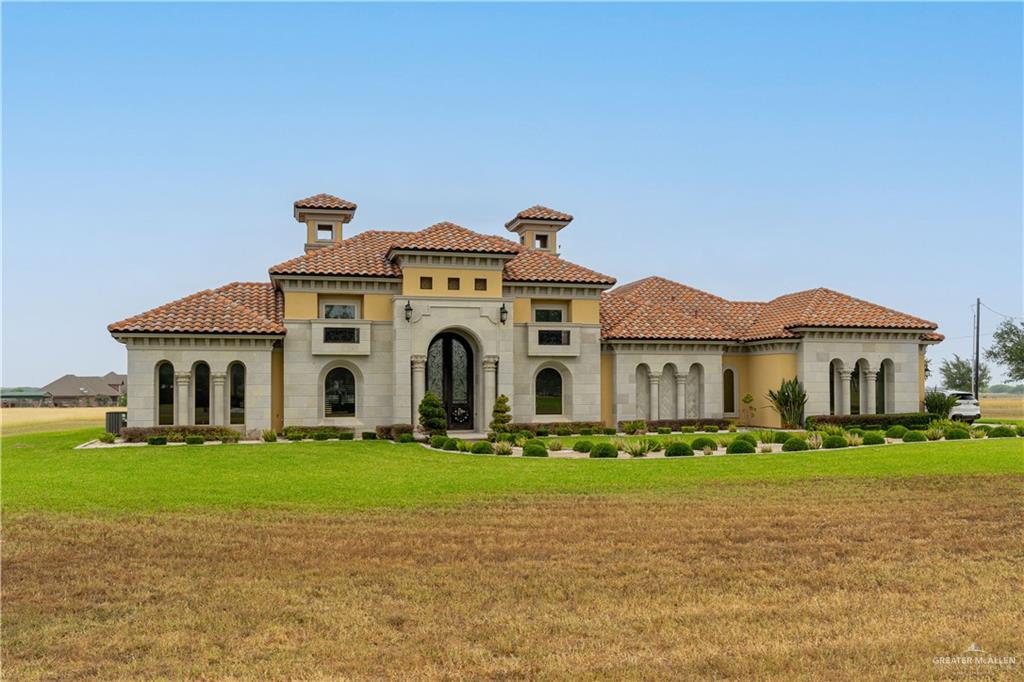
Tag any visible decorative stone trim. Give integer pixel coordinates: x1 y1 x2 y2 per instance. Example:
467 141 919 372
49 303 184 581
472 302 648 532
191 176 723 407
602 341 731 353
272 276 401 294
390 252 511 270
118 335 280 349
503 284 604 299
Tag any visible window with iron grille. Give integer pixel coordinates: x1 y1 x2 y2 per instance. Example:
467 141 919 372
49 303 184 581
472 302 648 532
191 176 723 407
538 330 570 346
324 327 359 343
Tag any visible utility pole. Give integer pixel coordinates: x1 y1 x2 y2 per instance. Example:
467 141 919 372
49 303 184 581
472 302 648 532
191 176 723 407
973 297 981 398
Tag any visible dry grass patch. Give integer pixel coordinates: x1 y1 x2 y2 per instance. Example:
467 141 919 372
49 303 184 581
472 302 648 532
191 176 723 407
981 396 1024 421
4 475 1022 680
1 407 114 435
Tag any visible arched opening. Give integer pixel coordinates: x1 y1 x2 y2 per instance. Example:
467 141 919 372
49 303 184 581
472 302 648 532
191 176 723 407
688 363 705 419
324 366 356 417
193 362 210 425
829 359 843 415
878 359 895 414
535 368 563 416
851 359 870 416
635 364 651 420
661 363 678 419
228 362 246 425
157 361 174 425
723 368 736 414
427 332 474 430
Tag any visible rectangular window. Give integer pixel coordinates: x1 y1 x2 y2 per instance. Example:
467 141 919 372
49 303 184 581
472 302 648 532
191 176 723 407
316 224 334 241
324 303 357 319
534 308 564 323
324 327 360 343
474 278 487 292
535 234 548 249
538 330 570 345
420 276 433 290
448 277 460 291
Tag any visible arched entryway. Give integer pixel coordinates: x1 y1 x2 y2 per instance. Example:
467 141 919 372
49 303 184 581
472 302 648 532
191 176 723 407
427 332 475 430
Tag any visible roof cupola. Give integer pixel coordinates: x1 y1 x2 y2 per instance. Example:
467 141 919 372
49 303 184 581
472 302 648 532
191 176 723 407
294 193 357 253
504 205 573 256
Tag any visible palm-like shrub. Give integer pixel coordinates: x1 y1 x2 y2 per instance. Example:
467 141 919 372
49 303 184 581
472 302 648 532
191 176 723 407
418 392 447 436
924 392 961 419
547 439 564 451
766 377 808 428
806 433 823 450
925 428 945 441
494 441 513 455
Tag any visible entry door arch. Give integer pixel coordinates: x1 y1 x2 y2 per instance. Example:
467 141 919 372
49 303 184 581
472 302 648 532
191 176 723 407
426 332 474 430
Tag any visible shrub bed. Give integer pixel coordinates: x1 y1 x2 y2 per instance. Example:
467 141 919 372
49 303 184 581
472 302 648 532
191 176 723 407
665 442 694 457
589 442 619 458
726 439 755 454
123 425 239 443
782 437 809 452
806 413 936 431
281 426 354 441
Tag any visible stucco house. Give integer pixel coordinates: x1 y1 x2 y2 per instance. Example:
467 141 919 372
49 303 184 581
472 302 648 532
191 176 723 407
108 193 943 434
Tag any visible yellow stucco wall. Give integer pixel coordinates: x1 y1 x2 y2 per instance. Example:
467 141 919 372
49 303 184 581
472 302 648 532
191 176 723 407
271 346 284 431
283 292 318 319
725 352 798 427
401 267 502 298
570 299 600 324
513 298 531 323
363 294 393 321
601 352 615 426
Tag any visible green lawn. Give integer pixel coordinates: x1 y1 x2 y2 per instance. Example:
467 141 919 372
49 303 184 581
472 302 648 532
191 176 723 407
3 428 1022 514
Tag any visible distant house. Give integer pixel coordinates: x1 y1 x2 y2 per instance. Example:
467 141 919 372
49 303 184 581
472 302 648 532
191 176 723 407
1 387 53 407
42 372 126 407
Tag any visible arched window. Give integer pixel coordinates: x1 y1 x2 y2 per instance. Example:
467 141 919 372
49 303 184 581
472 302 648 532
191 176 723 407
325 367 355 417
536 368 563 415
723 369 736 414
194 362 211 425
157 361 174 425
229 362 246 425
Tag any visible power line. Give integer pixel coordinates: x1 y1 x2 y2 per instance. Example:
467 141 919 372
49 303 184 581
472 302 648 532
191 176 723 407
980 302 1022 321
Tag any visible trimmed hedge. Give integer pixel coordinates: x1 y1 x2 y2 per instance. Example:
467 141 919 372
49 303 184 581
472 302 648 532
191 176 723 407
646 419 732 432
782 437 808 452
573 440 594 453
806 413 936 431
185 436 204 445
885 425 908 439
988 426 1017 438
282 425 354 440
590 442 619 458
523 444 549 457
602 427 618 435
691 436 718 451
507 421 603 436
361 432 377 440
822 435 849 449
665 442 694 457
902 430 927 442
123 425 239 443
863 432 886 445
374 424 415 441
471 441 494 454
147 436 167 446
726 439 756 454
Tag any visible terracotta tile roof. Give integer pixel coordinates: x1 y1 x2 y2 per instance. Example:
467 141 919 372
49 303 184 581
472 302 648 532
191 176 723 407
270 230 410 277
270 224 615 285
393 222 521 255
108 282 284 335
294 193 357 210
920 332 945 342
601 277 938 342
508 205 573 224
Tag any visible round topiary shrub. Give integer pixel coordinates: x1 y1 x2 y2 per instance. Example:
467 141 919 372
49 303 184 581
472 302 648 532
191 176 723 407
665 442 694 457
523 444 548 457
471 441 494 454
734 433 757 446
524 438 547 451
885 425 908 439
782 437 809 452
988 426 1016 438
430 435 448 449
862 432 886 445
846 427 865 437
573 440 593 453
726 439 756 454
902 430 927 442
822 435 849 449
773 432 793 444
442 438 460 450
497 432 516 442
945 428 970 440
589 442 618 458
691 436 718 451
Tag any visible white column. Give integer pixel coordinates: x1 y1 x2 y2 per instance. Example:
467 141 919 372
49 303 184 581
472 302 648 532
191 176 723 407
863 367 877 416
174 372 191 426
838 370 852 416
675 373 687 419
410 355 427 424
482 355 499 431
648 371 662 421
211 372 226 426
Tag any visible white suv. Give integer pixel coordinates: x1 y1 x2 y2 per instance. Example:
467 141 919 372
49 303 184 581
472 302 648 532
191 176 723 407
946 391 981 423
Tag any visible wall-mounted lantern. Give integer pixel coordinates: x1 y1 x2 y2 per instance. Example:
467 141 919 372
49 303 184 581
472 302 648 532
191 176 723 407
499 303 508 325
404 301 413 322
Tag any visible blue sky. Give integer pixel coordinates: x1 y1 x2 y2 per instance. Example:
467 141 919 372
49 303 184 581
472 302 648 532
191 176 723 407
3 2 1021 386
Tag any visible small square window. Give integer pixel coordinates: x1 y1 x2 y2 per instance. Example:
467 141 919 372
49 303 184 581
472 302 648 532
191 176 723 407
448 277 460 291
316 224 334 241
535 234 548 249
420 276 433 290
474 278 487 291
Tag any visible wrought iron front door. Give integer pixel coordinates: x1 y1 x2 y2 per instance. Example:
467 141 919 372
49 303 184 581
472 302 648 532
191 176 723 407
426 333 474 430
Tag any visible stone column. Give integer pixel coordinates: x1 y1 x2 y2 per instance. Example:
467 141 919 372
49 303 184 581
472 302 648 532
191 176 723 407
838 370 852 416
211 372 227 426
482 355 499 431
410 355 427 422
648 371 662 421
863 367 877 416
174 371 191 426
675 373 687 419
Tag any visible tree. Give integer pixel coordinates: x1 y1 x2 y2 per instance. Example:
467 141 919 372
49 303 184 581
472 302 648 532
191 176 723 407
417 391 447 436
985 320 1024 383
489 394 512 433
938 354 991 393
